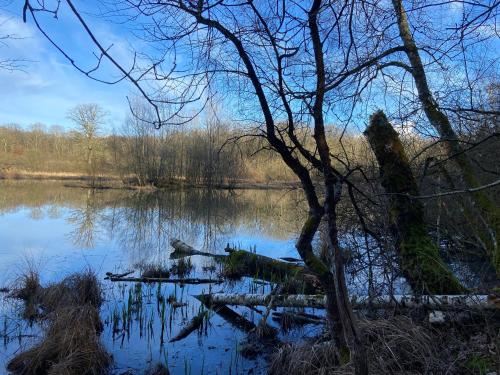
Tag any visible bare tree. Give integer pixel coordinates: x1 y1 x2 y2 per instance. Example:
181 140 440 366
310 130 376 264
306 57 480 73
390 0 500 276
21 0 500 372
68 103 106 184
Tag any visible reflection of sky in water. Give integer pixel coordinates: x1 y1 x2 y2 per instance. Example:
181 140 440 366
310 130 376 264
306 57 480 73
1 182 488 373
0 184 307 374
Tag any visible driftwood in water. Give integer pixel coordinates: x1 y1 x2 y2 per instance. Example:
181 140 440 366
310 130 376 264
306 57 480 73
272 311 325 326
198 293 326 309
364 111 464 295
170 239 225 260
170 239 321 292
104 271 134 280
196 294 256 333
197 293 498 310
108 276 223 284
223 245 306 280
169 310 208 342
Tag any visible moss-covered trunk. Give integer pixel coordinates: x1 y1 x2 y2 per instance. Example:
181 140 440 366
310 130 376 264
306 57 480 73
392 0 499 276
365 111 464 295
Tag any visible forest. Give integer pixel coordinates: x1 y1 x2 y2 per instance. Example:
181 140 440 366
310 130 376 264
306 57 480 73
0 0 499 374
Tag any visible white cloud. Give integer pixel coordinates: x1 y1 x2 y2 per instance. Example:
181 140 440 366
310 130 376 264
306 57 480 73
0 8 132 131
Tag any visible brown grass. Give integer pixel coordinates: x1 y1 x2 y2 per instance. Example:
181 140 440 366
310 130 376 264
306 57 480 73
7 270 111 375
269 340 339 375
145 363 170 375
140 263 171 278
269 316 499 375
0 169 121 181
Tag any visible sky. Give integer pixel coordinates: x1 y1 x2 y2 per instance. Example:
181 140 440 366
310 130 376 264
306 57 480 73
0 0 136 132
0 0 497 135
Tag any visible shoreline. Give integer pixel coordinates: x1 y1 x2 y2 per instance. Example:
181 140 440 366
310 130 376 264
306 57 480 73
0 171 300 191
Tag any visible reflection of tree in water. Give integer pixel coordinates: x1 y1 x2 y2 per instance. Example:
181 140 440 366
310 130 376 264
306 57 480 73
7 181 305 263
106 189 245 263
103 189 306 264
67 190 105 248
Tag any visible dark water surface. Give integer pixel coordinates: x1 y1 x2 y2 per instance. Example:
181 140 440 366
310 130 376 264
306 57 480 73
0 181 314 374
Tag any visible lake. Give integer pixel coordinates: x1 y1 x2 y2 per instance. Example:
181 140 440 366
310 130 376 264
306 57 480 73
1 180 490 374
0 180 315 374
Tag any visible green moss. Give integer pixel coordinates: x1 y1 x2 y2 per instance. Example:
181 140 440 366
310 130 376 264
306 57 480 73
366 111 465 294
465 354 495 374
400 224 465 294
339 345 351 366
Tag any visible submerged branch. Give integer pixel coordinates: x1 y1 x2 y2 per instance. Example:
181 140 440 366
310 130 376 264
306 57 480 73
108 276 223 284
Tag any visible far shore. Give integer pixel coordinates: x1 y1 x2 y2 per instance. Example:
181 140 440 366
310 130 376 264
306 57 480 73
0 170 300 191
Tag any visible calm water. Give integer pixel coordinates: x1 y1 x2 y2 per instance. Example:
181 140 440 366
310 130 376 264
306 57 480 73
0 181 313 374
1 181 487 374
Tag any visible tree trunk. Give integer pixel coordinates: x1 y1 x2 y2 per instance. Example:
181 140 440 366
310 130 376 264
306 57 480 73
365 111 465 294
170 239 321 293
195 293 496 310
392 0 499 275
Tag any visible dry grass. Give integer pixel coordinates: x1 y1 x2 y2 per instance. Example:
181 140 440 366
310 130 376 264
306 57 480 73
0 169 121 181
269 315 499 375
361 317 441 374
7 306 110 375
269 339 339 375
169 257 194 277
11 270 41 319
7 270 111 375
140 263 171 278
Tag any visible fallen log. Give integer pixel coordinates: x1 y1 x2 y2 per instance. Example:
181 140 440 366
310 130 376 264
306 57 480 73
104 270 134 280
197 293 325 309
169 310 208 342
170 239 225 260
223 245 306 280
196 293 498 310
197 294 257 333
108 277 223 284
170 239 320 293
279 257 303 263
196 294 276 337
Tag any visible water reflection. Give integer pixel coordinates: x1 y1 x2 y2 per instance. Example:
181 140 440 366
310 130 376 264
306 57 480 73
0 181 305 264
0 181 492 374
0 181 308 374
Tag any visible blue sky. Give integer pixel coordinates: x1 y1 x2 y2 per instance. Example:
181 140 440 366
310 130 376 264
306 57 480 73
0 0 498 135
0 0 136 131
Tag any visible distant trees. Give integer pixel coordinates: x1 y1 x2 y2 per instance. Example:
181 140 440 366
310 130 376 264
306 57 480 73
120 102 244 186
19 0 500 372
0 123 83 173
68 104 106 185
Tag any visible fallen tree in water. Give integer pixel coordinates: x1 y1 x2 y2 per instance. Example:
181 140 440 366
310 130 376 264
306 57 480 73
196 293 498 310
169 309 209 342
196 294 257 333
7 271 111 375
170 239 226 260
107 276 223 284
170 239 321 293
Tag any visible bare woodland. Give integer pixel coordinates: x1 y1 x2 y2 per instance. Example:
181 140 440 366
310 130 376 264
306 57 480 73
1 0 499 374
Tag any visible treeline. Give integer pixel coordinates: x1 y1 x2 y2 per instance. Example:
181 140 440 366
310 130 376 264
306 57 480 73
0 121 297 185
1 113 497 190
